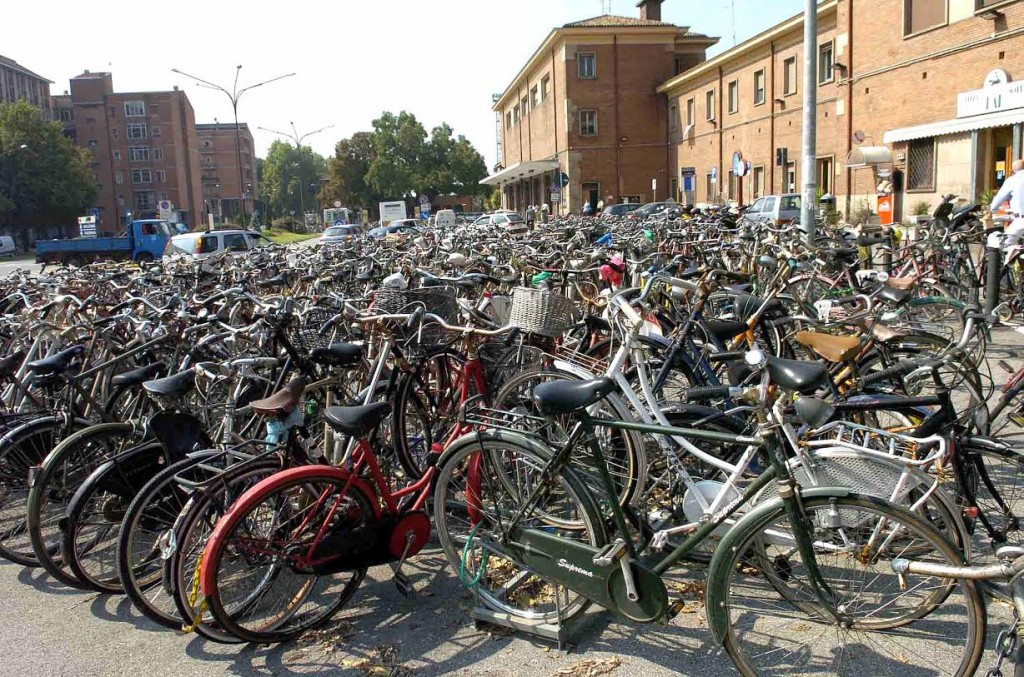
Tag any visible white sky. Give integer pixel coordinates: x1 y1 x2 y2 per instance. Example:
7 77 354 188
8 0 804 168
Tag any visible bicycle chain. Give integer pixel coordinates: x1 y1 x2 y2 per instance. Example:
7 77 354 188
986 618 1018 677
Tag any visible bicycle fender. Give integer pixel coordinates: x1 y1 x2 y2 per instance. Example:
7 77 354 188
199 464 381 597
705 486 853 643
63 440 166 523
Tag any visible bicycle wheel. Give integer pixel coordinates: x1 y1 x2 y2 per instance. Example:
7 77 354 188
957 440 1024 559
432 431 606 625
705 493 985 677
392 348 465 478
117 450 225 629
27 422 140 587
201 466 369 643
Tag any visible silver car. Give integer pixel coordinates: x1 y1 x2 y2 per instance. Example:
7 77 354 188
741 193 802 226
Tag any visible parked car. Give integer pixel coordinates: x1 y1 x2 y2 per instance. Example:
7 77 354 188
320 224 363 245
602 203 642 217
489 212 528 235
741 193 802 226
164 229 272 261
631 202 676 219
0 236 16 258
367 219 422 240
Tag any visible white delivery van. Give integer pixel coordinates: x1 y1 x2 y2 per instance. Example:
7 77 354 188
0 236 15 257
434 209 456 229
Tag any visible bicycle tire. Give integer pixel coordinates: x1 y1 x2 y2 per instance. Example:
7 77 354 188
392 348 466 478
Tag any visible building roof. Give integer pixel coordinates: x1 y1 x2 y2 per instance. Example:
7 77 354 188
196 123 252 132
563 14 673 28
0 55 53 84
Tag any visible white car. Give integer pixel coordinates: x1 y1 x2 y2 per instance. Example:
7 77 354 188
164 229 272 261
320 224 363 245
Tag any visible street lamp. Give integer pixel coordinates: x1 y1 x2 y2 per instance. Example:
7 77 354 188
258 122 333 229
171 66 295 225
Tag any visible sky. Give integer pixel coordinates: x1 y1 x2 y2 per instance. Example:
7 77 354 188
7 0 805 169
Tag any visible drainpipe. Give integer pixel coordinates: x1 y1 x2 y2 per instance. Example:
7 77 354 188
614 35 621 203
718 66 724 203
844 0 854 218
551 48 563 215
770 40 776 196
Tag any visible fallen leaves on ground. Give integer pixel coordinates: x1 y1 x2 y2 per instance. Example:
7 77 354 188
340 644 411 676
551 656 622 676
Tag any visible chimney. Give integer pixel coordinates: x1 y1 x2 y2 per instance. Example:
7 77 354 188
637 0 663 21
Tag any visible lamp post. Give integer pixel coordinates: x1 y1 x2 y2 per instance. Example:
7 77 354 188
171 66 295 226
257 122 332 229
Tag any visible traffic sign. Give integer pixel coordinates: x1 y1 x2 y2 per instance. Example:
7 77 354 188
710 167 717 181
334 220 344 227
418 194 430 206
550 183 562 193
680 167 696 178
550 191 561 204
78 215 97 238
555 171 569 188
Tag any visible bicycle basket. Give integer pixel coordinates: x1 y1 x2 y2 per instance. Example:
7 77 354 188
477 343 543 392
288 304 344 353
508 287 575 338
374 285 458 349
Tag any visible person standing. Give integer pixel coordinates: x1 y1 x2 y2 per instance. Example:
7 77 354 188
991 159 1024 246
526 204 536 229
583 201 593 217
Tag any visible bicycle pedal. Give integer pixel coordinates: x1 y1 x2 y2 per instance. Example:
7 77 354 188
593 538 628 566
393 570 414 598
662 597 686 624
996 546 1024 561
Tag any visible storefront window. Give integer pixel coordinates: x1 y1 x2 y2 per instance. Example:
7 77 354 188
907 138 936 191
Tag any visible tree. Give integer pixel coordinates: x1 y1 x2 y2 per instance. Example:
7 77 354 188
257 140 326 224
0 101 98 246
366 111 428 200
320 132 378 211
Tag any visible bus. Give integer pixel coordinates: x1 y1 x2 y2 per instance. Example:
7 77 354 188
323 207 354 226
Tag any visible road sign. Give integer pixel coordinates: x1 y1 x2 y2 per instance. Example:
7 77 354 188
550 183 562 193
418 194 430 206
334 220 344 227
333 200 342 208
710 167 717 180
78 215 97 238
158 200 173 221
680 167 696 178
550 191 560 204
555 171 569 187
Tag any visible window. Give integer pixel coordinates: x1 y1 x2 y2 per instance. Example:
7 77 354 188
907 138 936 191
705 89 715 120
752 165 765 198
59 109 73 122
728 170 736 201
670 177 678 202
153 148 163 161
506 112 513 129
201 139 213 149
754 70 766 105
151 126 161 137
669 103 678 132
223 234 248 251
977 0 1007 7
112 128 118 139
579 110 597 136
819 42 835 84
521 95 529 116
513 105 520 124
115 170 123 185
134 191 156 211
578 52 596 79
786 162 797 193
706 172 716 202
126 122 147 139
541 75 550 101
131 169 153 184
156 170 166 183
124 101 146 117
113 150 121 162
904 0 947 36
87 139 98 150
749 198 765 214
85 117 96 125
158 192 169 202
674 56 687 75
109 106 116 118
685 98 694 128
816 157 834 195
127 146 150 161
784 57 798 95
727 80 739 114
204 156 214 166
531 85 540 108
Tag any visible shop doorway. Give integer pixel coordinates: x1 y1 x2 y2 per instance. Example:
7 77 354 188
582 183 600 211
993 127 1014 191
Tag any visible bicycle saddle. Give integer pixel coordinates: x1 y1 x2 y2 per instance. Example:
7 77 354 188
310 343 363 367
257 274 289 288
532 377 616 416
26 344 86 376
723 284 753 295
705 319 748 342
323 402 391 438
111 362 167 388
886 276 916 291
732 294 784 321
142 368 196 398
0 349 25 379
767 356 828 395
876 285 911 307
794 332 861 363
250 377 307 417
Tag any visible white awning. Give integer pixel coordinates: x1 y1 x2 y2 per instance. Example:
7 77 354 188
883 108 1024 144
847 146 892 168
480 160 560 186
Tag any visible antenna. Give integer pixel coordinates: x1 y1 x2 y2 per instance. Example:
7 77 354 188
601 0 612 14
730 0 737 45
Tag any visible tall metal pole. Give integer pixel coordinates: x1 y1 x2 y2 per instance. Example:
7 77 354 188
800 0 818 243
257 123 332 228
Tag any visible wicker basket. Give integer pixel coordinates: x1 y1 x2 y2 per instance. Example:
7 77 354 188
478 343 543 392
508 287 575 338
374 286 458 348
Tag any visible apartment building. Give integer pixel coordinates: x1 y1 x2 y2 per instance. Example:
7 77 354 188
196 123 258 224
483 0 717 213
52 71 204 231
659 0 1024 220
0 55 52 114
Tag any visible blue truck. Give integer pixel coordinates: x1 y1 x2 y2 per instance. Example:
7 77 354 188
35 219 177 266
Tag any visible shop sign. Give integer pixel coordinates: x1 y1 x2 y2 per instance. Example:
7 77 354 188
957 75 1024 118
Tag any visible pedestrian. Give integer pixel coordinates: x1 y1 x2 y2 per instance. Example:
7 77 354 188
526 204 536 229
991 159 1024 247
583 201 593 217
540 203 550 224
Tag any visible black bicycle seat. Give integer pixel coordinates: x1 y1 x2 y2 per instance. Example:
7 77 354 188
876 285 911 307
257 274 288 288
26 345 86 376
143 368 196 398
723 283 753 295
767 356 829 394
323 402 391 438
704 319 748 342
111 362 166 388
310 343 363 367
733 294 784 320
532 377 616 416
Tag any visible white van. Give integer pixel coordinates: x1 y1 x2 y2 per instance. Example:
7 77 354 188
0 236 15 258
434 209 457 229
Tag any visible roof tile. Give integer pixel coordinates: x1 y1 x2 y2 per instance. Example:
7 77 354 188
563 14 673 28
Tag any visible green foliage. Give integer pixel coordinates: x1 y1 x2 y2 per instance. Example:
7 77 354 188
271 215 302 232
482 187 502 212
912 200 931 216
319 111 489 219
850 200 874 226
0 101 98 240
258 140 326 221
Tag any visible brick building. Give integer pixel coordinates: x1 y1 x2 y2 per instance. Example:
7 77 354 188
52 71 204 232
0 55 52 115
659 0 1024 221
482 0 717 214
196 123 257 225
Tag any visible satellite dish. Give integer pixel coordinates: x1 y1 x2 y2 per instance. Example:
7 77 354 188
852 130 866 144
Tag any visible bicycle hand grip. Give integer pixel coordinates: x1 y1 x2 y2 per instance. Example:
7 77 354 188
683 386 739 402
406 307 425 330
